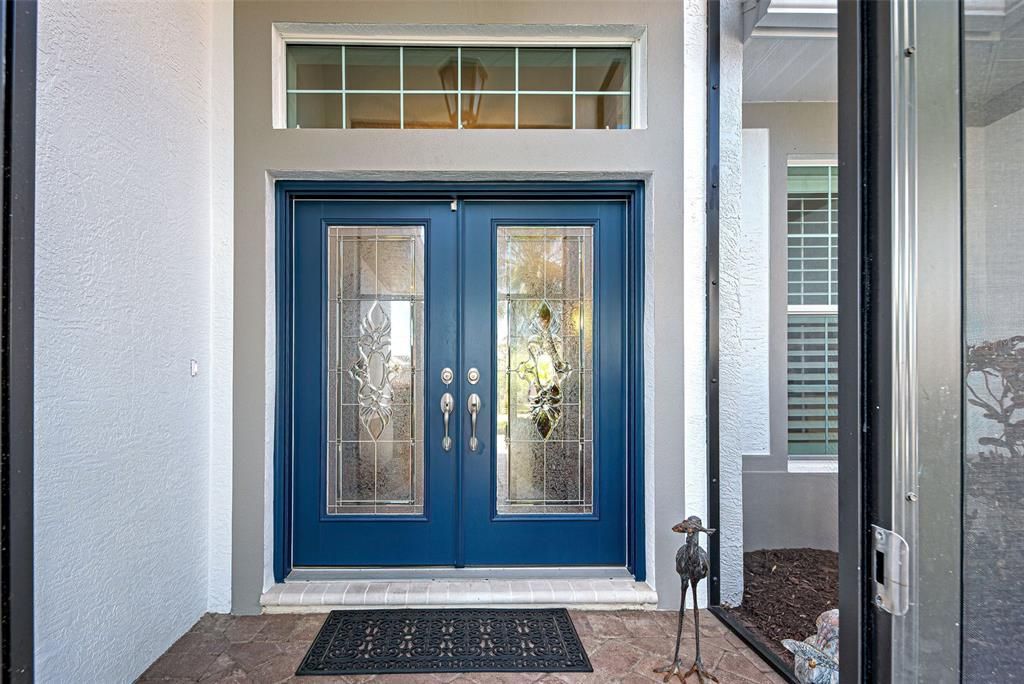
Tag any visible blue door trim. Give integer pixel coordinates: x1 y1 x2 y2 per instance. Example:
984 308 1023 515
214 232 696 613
274 181 646 582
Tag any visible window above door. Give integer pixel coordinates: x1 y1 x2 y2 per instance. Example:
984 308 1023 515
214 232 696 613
272 23 647 130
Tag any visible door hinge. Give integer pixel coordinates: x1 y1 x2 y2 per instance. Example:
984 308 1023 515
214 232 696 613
871 524 910 615
450 199 458 212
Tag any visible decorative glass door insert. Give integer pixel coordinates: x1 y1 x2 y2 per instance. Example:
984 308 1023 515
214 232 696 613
496 226 593 515
327 226 425 515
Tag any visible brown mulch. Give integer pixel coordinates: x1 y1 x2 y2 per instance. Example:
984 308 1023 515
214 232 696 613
723 548 839 667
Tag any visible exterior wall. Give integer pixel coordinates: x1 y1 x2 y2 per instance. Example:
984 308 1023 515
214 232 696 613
233 0 699 612
34 0 232 680
716 0 748 605
738 102 839 553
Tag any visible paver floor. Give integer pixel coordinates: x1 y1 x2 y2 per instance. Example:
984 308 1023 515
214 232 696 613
138 610 787 683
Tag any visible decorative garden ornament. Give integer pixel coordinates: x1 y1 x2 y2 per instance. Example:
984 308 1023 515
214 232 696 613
782 609 839 684
655 516 718 683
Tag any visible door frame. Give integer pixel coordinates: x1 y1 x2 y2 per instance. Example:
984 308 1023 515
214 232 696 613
2 0 36 679
273 180 646 582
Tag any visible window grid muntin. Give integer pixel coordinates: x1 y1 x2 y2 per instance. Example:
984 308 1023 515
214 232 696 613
286 45 631 130
786 164 839 459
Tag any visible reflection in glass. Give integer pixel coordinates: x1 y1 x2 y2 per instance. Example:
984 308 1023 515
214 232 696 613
519 48 573 91
463 94 515 129
962 11 1024 678
287 45 343 91
462 48 515 90
286 44 635 130
576 95 630 130
519 95 572 129
346 46 400 90
346 93 401 129
575 48 630 92
287 93 342 129
497 226 593 515
404 93 456 129
327 226 425 515
403 46 457 91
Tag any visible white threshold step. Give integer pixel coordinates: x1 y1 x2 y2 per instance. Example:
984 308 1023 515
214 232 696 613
262 578 658 613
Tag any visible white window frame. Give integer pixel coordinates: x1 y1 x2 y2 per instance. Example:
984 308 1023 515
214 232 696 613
786 158 838 464
271 23 648 130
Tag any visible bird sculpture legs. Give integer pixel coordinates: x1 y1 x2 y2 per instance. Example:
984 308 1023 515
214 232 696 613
684 579 719 683
654 580 688 682
654 581 719 684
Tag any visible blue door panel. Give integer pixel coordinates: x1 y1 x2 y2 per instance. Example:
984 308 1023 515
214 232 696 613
289 196 629 568
292 201 458 566
460 201 628 566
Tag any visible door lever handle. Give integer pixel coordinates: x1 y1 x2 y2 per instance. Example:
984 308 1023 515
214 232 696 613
467 393 481 452
440 392 454 452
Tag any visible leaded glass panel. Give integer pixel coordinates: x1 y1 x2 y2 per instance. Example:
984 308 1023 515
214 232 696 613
496 226 594 515
326 226 425 515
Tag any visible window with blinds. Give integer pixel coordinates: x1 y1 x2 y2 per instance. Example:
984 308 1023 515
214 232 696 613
787 164 838 458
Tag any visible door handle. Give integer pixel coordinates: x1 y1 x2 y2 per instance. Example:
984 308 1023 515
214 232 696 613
440 392 454 452
467 393 481 452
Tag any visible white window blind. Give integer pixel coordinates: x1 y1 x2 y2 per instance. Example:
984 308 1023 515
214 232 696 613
787 164 838 459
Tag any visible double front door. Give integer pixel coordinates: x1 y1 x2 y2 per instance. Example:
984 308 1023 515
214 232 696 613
291 197 628 568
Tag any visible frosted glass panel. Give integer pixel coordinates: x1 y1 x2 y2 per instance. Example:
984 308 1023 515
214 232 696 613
326 226 425 515
496 226 594 515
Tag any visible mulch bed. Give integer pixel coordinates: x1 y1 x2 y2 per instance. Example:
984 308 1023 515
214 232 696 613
723 548 838 667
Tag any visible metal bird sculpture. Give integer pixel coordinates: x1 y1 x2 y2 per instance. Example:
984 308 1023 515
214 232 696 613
655 516 719 683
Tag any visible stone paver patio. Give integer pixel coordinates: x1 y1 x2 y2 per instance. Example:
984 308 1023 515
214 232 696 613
138 610 786 683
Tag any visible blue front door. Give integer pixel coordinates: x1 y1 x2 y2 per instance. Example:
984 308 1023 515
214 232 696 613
290 197 628 568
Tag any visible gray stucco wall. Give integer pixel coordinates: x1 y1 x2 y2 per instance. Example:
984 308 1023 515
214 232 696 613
232 0 693 613
739 102 839 554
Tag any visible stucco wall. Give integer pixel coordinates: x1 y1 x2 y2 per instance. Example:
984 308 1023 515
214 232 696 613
738 102 839 554
233 0 700 612
34 0 232 679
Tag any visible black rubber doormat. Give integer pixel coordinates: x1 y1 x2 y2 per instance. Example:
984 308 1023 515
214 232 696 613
296 607 593 676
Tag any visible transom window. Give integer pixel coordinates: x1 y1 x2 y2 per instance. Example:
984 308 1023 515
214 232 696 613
786 164 839 460
286 44 631 130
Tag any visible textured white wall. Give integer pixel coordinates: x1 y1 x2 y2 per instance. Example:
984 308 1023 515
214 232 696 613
717 128 771 604
708 0 748 606
208 0 235 615
34 0 231 680
681 0 709 608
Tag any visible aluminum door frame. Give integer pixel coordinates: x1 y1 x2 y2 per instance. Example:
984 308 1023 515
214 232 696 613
2 1 36 680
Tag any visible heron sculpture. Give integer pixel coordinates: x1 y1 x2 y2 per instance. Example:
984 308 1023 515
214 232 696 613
655 516 718 684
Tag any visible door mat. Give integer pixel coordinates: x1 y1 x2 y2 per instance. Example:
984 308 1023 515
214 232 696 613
296 607 593 676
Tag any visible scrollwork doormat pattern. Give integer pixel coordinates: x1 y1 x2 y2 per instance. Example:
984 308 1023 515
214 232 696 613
296 608 593 676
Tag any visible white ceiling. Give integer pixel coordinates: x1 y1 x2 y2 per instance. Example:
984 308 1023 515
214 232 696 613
742 36 836 103
743 1 1024 116
965 10 1024 125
